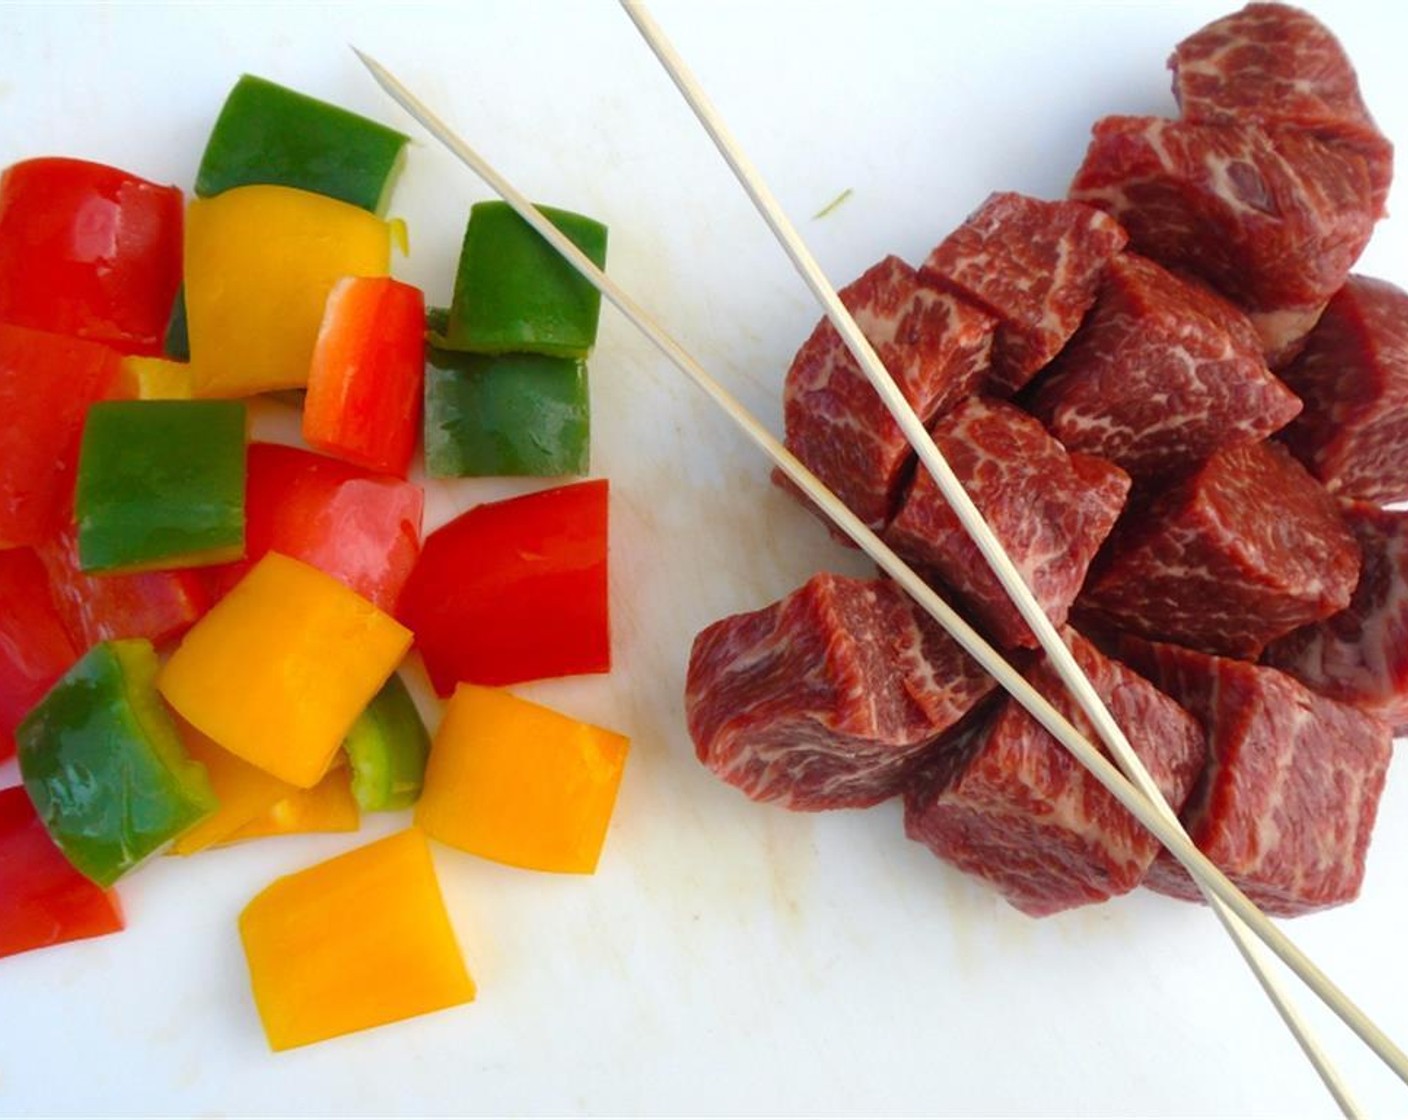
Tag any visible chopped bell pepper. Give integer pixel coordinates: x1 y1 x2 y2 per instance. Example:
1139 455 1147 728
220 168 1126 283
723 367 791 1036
416 684 629 874
119 355 194 400
0 157 183 356
0 784 124 958
163 285 190 361
167 720 297 856
0 324 122 548
303 276 424 479
17 639 216 887
37 522 208 649
0 548 78 763
204 442 423 614
159 551 413 788
424 345 590 478
196 75 409 215
238 827 474 1052
398 478 610 693
343 673 429 812
75 400 246 574
184 185 394 397
224 764 360 843
443 200 607 358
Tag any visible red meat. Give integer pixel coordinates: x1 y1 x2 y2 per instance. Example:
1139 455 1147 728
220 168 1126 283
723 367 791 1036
884 397 1129 649
1276 275 1408 505
1078 441 1359 658
1170 2 1392 216
903 628 1204 918
779 255 995 532
919 192 1127 396
1116 637 1392 917
1264 502 1408 730
1028 253 1301 479
685 573 996 811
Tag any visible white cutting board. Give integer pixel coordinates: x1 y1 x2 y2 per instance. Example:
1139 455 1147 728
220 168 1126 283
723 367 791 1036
2 2 1408 1115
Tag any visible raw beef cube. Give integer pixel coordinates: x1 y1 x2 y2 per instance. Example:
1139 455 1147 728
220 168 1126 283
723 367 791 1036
1264 502 1408 730
1069 115 1376 361
1116 636 1392 917
779 255 995 532
1276 276 1408 505
1079 441 1359 658
685 573 996 811
903 628 1204 918
1028 254 1301 480
884 397 1129 649
919 192 1127 396
1170 3 1393 216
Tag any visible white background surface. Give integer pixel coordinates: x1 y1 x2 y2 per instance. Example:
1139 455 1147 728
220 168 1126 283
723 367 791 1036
3 2 1408 1116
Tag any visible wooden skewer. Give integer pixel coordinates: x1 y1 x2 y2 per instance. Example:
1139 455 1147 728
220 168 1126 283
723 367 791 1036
351 47 1408 1100
613 3 1359 1113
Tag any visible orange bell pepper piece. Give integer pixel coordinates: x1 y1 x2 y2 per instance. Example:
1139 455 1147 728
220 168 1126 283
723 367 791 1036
224 763 359 843
169 721 297 855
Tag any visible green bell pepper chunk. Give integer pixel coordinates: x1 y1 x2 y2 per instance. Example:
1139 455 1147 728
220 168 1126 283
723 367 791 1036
75 400 246 573
343 673 431 812
443 201 608 358
425 343 590 478
195 74 409 215
18 640 216 887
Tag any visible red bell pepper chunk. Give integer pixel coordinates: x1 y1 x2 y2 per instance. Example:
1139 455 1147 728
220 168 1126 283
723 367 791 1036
0 548 79 763
36 522 209 650
0 324 123 548
0 158 183 357
398 478 610 694
303 277 425 479
0 784 125 959
205 443 423 614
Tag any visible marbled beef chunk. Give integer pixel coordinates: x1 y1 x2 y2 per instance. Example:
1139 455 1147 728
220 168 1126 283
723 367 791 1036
1028 253 1301 480
1078 441 1359 658
919 192 1127 396
903 628 1204 918
1170 2 1392 215
778 255 995 533
1117 636 1392 917
1276 276 1408 506
685 574 996 811
1264 502 1408 730
884 397 1129 650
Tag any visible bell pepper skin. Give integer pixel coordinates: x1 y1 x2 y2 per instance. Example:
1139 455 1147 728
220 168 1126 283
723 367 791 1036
0 324 122 548
119 355 194 401
303 276 424 479
416 685 629 874
224 764 360 843
205 443 423 614
196 75 409 215
0 158 183 356
398 478 610 693
238 827 474 1052
17 639 217 887
167 720 298 856
0 785 124 958
343 673 429 812
443 201 607 358
75 400 247 574
184 185 393 397
0 549 78 763
159 551 413 788
37 522 208 650
424 345 590 478
164 285 190 361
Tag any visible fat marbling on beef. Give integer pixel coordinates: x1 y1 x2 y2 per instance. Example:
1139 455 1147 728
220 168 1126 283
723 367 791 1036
904 628 1204 918
885 397 1129 650
1117 636 1393 917
1028 253 1301 480
685 573 996 811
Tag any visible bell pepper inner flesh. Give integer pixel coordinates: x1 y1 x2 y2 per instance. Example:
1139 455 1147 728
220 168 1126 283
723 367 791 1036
238 827 475 1052
119 355 195 401
168 720 298 856
17 639 216 887
343 672 430 812
75 399 247 574
224 763 360 843
0 548 78 763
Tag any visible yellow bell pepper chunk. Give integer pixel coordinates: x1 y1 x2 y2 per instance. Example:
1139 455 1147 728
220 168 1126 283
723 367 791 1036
225 763 360 843
416 684 629 874
169 720 297 855
157 551 413 788
119 356 195 400
184 185 392 397
239 828 475 1052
